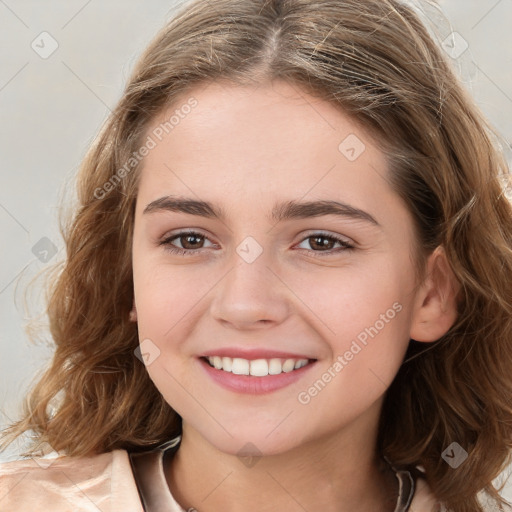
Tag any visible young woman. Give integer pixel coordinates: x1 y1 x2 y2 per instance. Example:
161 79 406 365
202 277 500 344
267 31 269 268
1 1 511 511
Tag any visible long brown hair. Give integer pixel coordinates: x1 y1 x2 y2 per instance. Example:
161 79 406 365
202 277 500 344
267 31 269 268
2 1 512 510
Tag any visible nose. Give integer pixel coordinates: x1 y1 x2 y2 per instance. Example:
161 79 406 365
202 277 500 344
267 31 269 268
209 252 291 330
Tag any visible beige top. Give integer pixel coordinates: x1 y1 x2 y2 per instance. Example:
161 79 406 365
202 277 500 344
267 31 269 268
0 436 442 512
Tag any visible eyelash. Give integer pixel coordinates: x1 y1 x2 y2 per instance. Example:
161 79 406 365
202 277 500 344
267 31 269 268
158 230 355 258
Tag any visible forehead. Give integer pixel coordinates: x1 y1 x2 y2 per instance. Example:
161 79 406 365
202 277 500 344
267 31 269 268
143 79 375 158
136 80 394 218
144 81 385 166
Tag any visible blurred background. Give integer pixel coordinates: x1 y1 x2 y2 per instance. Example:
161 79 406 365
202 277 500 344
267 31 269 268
1 0 511 499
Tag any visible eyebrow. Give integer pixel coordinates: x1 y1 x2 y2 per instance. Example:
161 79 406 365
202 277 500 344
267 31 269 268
142 196 380 226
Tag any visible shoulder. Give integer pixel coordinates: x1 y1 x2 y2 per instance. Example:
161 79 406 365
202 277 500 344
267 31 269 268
0 449 143 512
409 476 509 512
409 475 445 512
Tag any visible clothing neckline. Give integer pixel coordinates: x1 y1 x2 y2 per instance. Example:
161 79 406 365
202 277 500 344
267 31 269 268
128 436 418 512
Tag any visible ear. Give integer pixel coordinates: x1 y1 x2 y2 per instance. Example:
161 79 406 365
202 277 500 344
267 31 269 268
409 246 460 342
129 298 137 322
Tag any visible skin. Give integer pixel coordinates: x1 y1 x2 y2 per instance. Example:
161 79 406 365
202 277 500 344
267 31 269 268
130 79 459 512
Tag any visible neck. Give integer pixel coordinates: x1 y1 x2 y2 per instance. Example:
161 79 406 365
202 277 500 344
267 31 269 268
164 408 398 512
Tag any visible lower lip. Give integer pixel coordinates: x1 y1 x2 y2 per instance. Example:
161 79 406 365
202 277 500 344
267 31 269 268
198 357 317 395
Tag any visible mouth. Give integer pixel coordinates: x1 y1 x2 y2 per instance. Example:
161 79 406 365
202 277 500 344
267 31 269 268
200 356 317 377
197 348 319 394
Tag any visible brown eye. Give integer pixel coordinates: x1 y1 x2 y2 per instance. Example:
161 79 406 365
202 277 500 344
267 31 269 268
175 233 205 249
159 230 214 256
308 235 337 251
295 232 355 257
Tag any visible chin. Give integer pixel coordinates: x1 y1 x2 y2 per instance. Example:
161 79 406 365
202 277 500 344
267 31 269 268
190 422 309 459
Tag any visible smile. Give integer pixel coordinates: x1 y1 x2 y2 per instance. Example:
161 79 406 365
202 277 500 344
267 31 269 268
203 356 313 376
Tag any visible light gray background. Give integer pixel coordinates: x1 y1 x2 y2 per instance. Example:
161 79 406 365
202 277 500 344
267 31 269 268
1 0 511 500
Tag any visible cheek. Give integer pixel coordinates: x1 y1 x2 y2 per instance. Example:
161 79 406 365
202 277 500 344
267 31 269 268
132 263 209 416
282 258 411 343
294 306 410 436
132 260 215 340
285 261 412 400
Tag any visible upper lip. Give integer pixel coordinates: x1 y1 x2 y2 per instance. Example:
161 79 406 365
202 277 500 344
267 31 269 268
200 348 316 360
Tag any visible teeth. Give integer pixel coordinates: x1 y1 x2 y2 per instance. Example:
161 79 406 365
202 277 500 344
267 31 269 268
231 358 249 375
282 359 296 372
206 356 310 376
222 357 232 372
268 358 282 375
249 359 269 377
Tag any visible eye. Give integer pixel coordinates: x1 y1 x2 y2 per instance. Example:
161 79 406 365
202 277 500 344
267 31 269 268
159 230 354 257
295 232 355 257
159 230 215 256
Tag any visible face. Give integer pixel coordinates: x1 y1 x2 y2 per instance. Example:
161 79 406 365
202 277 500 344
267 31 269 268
131 80 421 456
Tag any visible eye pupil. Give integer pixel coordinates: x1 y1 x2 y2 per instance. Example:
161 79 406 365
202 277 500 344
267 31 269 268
183 234 203 248
311 236 333 250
